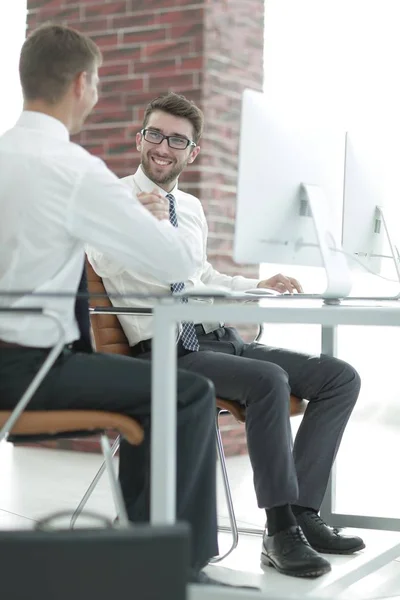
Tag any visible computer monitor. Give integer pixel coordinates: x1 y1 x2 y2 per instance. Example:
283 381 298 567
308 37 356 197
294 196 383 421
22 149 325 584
234 89 352 298
342 129 400 285
0 524 189 600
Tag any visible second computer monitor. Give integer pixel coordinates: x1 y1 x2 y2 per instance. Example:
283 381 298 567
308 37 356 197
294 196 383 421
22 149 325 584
342 129 400 276
234 89 347 269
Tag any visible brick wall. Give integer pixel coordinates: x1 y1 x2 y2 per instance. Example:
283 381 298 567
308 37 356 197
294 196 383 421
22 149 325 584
25 0 264 456
202 0 265 276
27 1 206 180
26 0 264 276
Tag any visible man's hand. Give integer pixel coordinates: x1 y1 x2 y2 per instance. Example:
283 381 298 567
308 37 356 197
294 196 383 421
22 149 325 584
137 188 169 221
257 274 303 294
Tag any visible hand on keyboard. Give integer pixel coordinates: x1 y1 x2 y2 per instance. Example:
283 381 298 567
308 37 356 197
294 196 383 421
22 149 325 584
244 288 279 296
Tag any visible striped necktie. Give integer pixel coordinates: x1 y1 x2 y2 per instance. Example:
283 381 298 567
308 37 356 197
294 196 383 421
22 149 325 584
167 193 200 352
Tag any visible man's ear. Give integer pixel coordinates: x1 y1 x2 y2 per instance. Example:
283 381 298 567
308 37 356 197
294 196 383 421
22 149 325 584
73 72 87 100
188 145 200 164
136 131 143 151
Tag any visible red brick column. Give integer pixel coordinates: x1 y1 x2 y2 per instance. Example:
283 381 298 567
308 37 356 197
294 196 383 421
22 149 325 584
25 0 264 456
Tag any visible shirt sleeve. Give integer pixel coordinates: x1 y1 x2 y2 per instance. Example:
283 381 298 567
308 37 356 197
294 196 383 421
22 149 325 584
198 206 260 291
67 157 203 284
85 246 124 278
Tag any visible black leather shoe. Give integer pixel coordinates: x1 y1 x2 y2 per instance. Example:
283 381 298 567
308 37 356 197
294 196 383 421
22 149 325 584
261 526 331 578
296 510 365 555
190 569 260 591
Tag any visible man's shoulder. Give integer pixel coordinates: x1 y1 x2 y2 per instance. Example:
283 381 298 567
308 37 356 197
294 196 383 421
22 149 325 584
0 127 105 178
178 188 204 212
120 173 139 190
66 143 123 184
68 140 102 164
39 139 105 178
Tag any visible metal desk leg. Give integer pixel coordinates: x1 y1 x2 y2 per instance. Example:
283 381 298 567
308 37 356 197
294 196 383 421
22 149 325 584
316 321 400 592
320 322 400 532
319 324 338 524
150 304 177 525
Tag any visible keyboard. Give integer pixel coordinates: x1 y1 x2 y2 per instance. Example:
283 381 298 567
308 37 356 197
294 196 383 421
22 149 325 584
245 289 323 299
245 290 400 302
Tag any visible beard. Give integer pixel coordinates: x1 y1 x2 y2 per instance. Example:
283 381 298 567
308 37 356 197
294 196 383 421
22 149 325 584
141 151 188 186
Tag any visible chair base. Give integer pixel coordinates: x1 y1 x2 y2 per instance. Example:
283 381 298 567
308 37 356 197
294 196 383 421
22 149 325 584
71 435 121 528
209 410 239 563
72 411 241 563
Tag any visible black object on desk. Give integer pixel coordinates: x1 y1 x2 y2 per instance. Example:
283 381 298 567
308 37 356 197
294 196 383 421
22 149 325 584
0 523 189 600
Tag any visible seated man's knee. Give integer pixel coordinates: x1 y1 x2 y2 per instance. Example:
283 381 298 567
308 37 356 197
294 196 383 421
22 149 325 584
177 369 215 412
340 360 361 398
249 362 290 405
328 357 361 397
318 356 361 412
197 374 215 405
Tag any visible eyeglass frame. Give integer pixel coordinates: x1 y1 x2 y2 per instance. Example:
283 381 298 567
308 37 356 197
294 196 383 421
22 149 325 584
140 128 197 150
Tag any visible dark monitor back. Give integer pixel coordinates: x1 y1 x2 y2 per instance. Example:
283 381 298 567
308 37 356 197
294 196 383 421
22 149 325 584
0 523 189 600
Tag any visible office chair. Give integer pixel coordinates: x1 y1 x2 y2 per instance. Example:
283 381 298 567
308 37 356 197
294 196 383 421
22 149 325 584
73 260 307 560
0 306 144 528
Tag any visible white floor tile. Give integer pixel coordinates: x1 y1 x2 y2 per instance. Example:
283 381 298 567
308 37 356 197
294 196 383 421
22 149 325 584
0 441 115 522
207 530 400 599
0 509 34 529
1 440 400 598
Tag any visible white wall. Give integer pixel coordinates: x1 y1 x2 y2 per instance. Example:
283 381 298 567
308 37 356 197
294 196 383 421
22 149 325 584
261 0 400 517
0 0 27 135
261 0 400 304
264 0 400 129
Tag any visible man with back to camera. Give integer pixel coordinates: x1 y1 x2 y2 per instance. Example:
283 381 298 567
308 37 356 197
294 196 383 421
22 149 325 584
87 91 365 579
0 24 261 591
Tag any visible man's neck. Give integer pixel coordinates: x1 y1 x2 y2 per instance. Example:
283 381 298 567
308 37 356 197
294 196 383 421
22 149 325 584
23 100 72 133
149 178 177 193
140 164 177 193
160 182 176 193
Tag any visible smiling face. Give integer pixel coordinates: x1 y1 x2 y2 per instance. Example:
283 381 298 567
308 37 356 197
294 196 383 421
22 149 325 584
136 110 200 192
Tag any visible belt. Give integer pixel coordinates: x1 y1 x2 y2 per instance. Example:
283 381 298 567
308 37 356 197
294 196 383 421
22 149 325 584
0 339 64 352
131 323 219 357
0 339 26 349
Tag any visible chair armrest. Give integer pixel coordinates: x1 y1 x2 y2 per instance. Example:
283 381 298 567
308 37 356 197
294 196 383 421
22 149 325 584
0 307 43 314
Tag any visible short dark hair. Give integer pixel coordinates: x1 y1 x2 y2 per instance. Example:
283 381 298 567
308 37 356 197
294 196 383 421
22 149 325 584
19 23 102 104
142 92 204 143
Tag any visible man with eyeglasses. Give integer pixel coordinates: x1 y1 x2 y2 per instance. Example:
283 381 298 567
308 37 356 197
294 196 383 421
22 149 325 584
87 92 364 578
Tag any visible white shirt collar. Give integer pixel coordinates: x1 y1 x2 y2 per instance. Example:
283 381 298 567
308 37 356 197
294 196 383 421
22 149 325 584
15 111 70 142
134 164 179 198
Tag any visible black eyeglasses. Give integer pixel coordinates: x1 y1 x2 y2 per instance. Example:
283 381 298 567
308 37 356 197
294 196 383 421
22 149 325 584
141 128 196 150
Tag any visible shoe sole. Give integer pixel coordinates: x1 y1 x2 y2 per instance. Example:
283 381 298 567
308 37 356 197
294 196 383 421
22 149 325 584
311 541 366 555
260 552 331 578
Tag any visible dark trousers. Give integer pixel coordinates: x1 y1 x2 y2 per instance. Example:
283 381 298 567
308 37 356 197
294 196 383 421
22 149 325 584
0 347 218 569
137 326 361 512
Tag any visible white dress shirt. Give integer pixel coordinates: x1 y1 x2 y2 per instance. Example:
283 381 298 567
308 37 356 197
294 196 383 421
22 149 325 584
0 112 203 347
87 166 260 347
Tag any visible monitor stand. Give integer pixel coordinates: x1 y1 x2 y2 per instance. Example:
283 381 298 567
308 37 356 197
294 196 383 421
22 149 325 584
301 184 353 299
376 205 400 299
